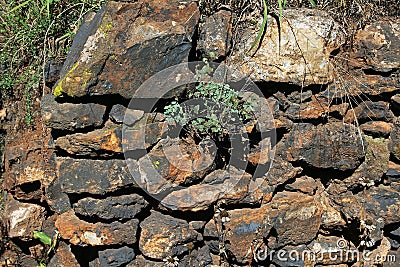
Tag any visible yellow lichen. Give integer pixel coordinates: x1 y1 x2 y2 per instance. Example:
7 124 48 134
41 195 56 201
53 80 63 97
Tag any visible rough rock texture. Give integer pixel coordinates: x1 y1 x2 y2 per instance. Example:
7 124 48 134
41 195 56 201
109 104 144 125
359 186 400 225
56 113 165 156
56 157 139 195
198 10 232 59
48 241 80 267
285 95 348 121
137 137 216 195
284 122 366 170
53 0 199 98
4 4 400 267
139 211 199 259
351 20 400 72
250 155 302 203
4 198 46 240
161 168 253 211
41 94 106 131
45 180 72 214
344 101 394 123
126 256 163 267
341 136 389 189
55 210 139 246
89 246 135 267
4 139 53 201
231 9 345 86
360 121 392 137
73 194 148 220
205 191 322 263
390 117 400 161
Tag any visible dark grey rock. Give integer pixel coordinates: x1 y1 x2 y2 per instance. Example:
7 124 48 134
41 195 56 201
89 246 135 267
45 180 72 214
287 90 313 104
48 241 79 267
284 122 366 171
41 94 106 131
56 157 140 195
198 10 232 59
179 246 212 267
390 226 400 238
109 104 127 124
126 256 164 267
73 194 148 220
358 186 400 225
109 104 144 125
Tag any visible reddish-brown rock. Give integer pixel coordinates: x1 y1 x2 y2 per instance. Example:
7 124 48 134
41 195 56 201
360 121 392 137
139 211 199 259
55 210 138 246
344 101 394 123
352 20 400 72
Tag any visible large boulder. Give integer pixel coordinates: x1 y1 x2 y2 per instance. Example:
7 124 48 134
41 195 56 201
231 8 345 86
53 0 199 99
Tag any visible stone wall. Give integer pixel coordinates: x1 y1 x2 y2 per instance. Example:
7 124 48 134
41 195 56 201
2 1 400 266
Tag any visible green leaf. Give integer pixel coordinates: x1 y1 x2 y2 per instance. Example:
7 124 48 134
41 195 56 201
309 0 317 7
33 230 52 245
248 0 268 53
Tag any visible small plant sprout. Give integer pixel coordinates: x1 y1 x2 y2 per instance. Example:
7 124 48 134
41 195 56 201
359 177 375 188
359 219 377 248
360 219 377 232
163 255 179 267
33 230 60 266
215 207 230 223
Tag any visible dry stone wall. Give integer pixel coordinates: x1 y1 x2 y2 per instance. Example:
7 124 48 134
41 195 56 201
2 1 400 266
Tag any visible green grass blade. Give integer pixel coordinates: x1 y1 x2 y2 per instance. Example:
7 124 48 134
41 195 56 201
8 0 33 14
309 0 317 7
248 0 268 53
278 0 283 21
283 0 287 7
